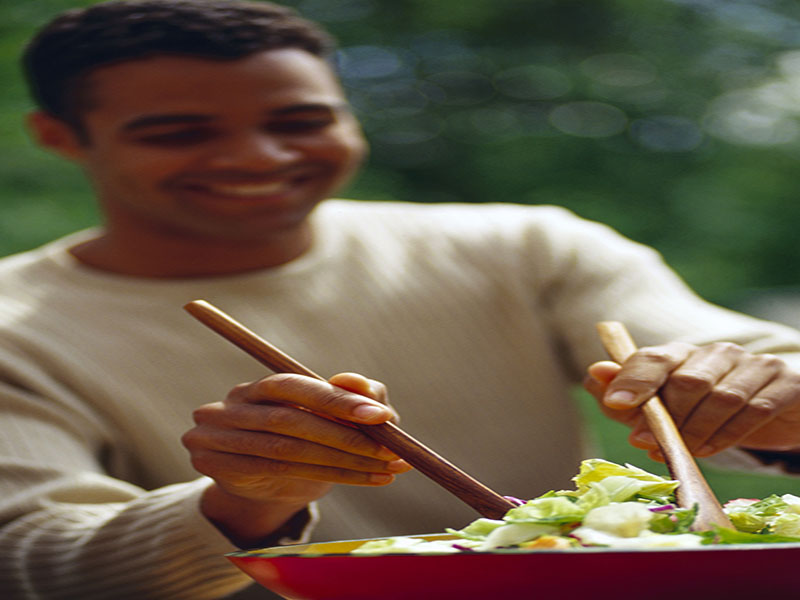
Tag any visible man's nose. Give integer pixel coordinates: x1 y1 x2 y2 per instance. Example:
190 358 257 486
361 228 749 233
206 132 301 169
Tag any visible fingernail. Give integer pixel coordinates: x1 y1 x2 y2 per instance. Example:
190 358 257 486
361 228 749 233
369 473 393 484
606 390 637 407
352 404 389 421
633 431 656 446
377 447 400 460
385 460 410 473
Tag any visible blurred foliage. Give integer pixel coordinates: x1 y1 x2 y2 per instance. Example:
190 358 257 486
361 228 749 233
3 0 800 304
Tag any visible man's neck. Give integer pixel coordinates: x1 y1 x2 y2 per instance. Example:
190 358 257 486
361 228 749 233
69 223 313 278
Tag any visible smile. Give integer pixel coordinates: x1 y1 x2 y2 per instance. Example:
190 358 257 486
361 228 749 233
196 180 295 197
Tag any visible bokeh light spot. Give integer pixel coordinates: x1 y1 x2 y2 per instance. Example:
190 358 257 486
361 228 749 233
549 101 628 138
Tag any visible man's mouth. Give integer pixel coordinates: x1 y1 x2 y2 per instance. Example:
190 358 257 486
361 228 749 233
189 180 297 197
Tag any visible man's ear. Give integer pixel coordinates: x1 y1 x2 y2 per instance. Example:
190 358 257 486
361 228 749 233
26 111 87 161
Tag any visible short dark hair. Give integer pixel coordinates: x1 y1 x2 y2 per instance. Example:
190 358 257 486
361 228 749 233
22 0 336 129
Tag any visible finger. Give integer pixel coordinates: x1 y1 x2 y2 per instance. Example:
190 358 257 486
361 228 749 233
695 375 794 455
628 418 658 451
586 361 621 386
582 369 609 402
659 342 745 428
191 448 401 487
192 402 401 460
626 416 664 462
328 372 400 422
603 342 694 409
328 372 383 401
674 354 783 453
193 427 411 474
583 372 640 427
231 374 394 424
585 362 627 417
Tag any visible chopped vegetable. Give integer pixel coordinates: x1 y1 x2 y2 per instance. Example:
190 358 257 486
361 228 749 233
351 459 800 555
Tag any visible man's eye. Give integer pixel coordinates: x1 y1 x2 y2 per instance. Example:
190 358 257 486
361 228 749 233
267 118 333 134
135 129 216 146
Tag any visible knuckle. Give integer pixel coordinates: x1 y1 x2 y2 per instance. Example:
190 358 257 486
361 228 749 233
253 373 292 398
668 370 714 394
226 382 252 403
191 403 219 424
340 427 374 453
709 341 744 355
265 435 300 459
748 397 777 417
636 346 679 366
253 373 319 401
255 374 349 414
260 459 291 476
611 372 655 391
258 405 295 430
752 353 784 370
710 387 748 409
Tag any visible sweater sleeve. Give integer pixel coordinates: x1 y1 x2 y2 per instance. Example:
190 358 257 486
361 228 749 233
0 378 313 599
513 207 800 475
514 206 800 375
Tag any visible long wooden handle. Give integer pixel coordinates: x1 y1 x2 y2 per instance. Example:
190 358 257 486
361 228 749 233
596 321 733 530
184 300 516 520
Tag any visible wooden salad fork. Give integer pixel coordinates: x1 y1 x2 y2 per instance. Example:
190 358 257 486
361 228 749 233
184 299 517 520
596 321 733 530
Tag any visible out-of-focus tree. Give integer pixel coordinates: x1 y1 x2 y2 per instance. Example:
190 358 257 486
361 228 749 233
3 0 800 304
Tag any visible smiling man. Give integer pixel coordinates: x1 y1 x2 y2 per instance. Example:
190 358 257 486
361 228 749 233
30 46 367 276
4 1 800 599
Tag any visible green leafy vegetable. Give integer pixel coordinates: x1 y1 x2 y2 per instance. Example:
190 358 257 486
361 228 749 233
350 459 800 555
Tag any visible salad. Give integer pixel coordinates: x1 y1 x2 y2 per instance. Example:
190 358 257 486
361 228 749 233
352 459 800 554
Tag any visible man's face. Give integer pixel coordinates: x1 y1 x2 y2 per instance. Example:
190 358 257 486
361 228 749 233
64 49 367 241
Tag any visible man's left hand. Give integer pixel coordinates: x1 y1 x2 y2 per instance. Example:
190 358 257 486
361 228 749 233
583 341 800 461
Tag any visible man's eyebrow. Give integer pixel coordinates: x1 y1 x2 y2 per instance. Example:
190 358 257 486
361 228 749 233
122 114 214 131
269 102 348 116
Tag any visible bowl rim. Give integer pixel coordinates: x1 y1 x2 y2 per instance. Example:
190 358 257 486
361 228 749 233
228 532 800 558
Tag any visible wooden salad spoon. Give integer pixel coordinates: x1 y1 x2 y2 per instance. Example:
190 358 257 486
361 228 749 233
596 321 733 530
184 300 517 520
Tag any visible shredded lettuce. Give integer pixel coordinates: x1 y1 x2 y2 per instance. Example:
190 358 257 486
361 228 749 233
351 536 464 554
350 459 800 555
648 505 697 534
698 526 800 545
569 459 680 502
724 494 800 537
446 518 505 541
580 502 654 537
503 496 586 525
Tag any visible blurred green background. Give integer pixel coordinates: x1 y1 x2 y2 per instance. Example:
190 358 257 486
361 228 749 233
2 0 800 498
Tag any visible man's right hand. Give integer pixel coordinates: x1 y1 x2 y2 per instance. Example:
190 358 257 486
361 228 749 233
181 372 410 546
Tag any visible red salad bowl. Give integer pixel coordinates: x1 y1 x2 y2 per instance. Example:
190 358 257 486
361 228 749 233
227 533 800 600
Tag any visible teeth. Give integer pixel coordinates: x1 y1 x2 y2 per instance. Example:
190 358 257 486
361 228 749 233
202 181 291 197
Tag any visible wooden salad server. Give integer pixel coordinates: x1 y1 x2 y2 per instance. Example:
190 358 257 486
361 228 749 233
184 299 517 520
596 321 733 530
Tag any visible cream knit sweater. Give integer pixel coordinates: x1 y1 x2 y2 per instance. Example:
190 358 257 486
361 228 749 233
2 200 800 599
